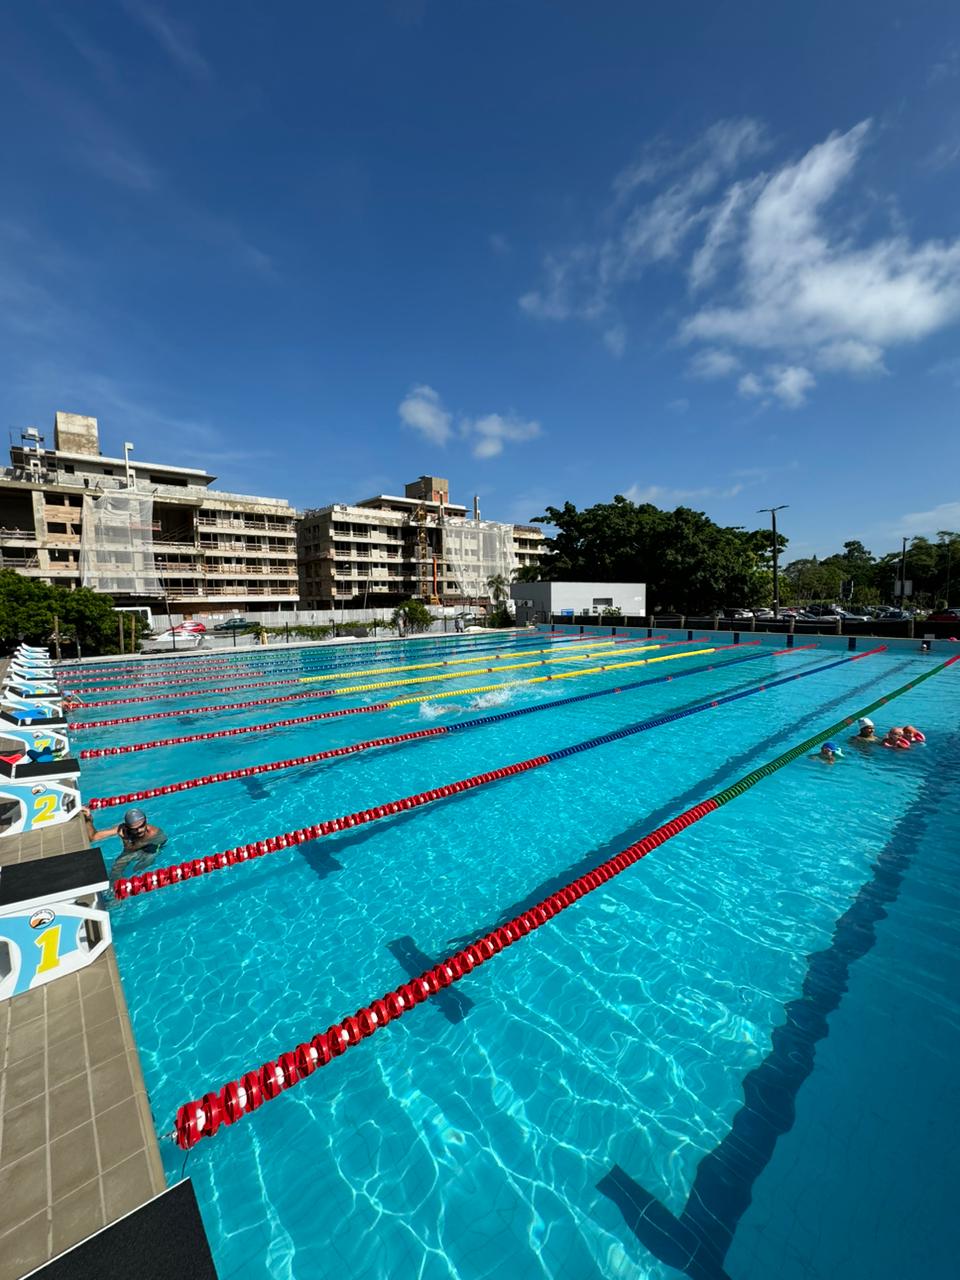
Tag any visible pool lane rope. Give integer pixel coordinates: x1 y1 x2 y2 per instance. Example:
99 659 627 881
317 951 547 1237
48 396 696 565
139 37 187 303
169 651 957 1150
76 642 748 758
61 631 608 684
66 633 616 693
69 639 662 704
86 644 788 809
113 644 859 900
69 642 670 728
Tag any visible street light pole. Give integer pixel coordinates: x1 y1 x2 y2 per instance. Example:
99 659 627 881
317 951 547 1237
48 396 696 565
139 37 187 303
758 505 789 620
899 536 908 610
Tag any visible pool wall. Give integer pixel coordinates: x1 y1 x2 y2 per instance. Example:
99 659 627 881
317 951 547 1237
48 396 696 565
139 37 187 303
537 623 951 657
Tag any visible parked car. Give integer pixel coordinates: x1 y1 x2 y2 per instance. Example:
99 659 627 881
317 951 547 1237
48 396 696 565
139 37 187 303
723 608 754 619
170 620 207 634
213 617 254 632
877 608 913 621
927 607 960 622
752 608 775 619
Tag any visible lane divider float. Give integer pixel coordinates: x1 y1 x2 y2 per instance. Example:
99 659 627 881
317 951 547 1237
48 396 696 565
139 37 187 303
69 643 701 730
85 644 782 808
113 645 864 899
77 642 747 756
169 651 955 1149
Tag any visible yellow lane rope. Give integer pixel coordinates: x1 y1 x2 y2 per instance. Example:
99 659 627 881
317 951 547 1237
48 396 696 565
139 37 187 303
385 645 719 708
298 639 632 684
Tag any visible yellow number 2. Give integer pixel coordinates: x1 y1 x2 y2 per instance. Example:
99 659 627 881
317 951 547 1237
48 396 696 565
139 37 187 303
32 795 58 824
34 925 62 975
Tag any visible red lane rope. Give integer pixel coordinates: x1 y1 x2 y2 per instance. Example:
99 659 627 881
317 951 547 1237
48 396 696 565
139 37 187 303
85 646 768 808
68 639 689 729
170 646 949 1151
72 640 661 700
111 645 842 900
61 632 605 683
76 641 742 756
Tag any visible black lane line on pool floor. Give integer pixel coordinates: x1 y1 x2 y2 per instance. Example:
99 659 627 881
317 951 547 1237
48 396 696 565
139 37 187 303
595 726 955 1280
443 659 910 950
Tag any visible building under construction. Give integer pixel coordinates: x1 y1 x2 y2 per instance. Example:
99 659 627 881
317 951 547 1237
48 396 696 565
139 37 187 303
297 476 545 610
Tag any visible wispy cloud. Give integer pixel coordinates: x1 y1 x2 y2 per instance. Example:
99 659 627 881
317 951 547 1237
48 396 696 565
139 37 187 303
688 347 740 379
519 117 768 331
624 481 744 505
521 116 960 406
120 0 211 80
667 397 690 414
398 385 542 458
603 324 627 357
897 500 960 536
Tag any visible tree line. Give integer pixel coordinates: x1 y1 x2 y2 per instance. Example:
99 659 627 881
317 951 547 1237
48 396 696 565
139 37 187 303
0 570 145 656
526 497 959 613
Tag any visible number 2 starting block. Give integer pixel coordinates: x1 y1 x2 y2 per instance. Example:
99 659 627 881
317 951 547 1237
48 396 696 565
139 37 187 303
0 757 81 838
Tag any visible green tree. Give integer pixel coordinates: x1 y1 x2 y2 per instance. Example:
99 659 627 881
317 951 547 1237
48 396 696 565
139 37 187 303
513 564 542 584
390 599 433 634
0 571 136 656
531 496 774 613
486 573 509 604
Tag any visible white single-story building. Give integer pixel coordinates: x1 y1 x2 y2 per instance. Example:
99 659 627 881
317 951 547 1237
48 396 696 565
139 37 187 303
509 581 646 625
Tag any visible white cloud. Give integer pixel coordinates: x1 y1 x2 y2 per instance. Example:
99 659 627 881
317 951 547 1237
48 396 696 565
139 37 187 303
689 347 740 379
522 115 960 400
398 384 453 445
398 386 542 458
898 501 960 535
736 364 815 407
520 117 767 334
768 364 815 407
625 481 744 504
603 324 627 357
683 121 960 369
466 413 541 459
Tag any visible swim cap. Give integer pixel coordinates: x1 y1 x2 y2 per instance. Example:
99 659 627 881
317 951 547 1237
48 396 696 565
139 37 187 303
824 742 838 751
858 717 873 728
124 807 147 829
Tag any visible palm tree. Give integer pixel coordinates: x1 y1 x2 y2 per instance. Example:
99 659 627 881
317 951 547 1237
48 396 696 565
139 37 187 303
486 573 509 605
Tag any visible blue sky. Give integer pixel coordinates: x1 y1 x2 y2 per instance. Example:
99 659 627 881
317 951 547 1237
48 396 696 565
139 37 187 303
2 1 959 561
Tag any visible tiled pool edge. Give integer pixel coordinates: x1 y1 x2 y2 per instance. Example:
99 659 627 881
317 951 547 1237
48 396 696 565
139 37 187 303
0 657 166 1280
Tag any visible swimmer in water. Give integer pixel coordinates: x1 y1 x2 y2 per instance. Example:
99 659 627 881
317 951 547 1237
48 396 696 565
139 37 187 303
882 726 910 749
83 806 169 878
812 741 843 765
902 724 926 743
849 716 879 747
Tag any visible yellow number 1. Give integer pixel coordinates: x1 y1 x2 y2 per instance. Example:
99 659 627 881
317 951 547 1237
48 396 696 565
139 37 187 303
34 925 62 975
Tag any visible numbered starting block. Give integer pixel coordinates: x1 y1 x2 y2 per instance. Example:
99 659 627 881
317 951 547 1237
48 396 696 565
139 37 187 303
0 725 71 760
4 680 62 699
0 757 81 838
0 706 68 730
0 848 111 1000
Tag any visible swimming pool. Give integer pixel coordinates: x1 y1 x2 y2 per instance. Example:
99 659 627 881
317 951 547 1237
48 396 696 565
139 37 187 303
71 633 960 1279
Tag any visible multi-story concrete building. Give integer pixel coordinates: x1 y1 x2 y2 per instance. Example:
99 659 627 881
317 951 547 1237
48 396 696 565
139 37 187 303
298 475 546 609
0 413 299 613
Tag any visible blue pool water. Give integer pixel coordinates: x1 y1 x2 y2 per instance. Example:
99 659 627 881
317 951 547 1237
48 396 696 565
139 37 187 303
75 633 960 1279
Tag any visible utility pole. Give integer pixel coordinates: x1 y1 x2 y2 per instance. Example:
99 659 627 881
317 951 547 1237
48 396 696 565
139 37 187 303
899 536 908 610
758 505 789 619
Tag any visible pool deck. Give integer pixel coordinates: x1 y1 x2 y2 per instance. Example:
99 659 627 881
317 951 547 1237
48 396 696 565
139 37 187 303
0 731 165 1278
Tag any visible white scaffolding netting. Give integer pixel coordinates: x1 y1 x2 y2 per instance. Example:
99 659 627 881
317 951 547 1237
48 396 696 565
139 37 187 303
442 520 516 599
80 492 161 596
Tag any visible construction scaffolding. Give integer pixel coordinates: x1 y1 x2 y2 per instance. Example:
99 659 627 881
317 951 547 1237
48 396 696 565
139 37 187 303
79 491 162 596
442 519 516 604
